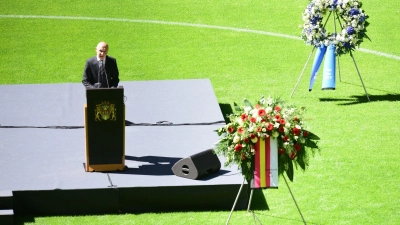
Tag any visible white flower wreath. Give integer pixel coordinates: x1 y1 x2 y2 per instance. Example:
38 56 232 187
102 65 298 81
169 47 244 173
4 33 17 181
301 0 369 55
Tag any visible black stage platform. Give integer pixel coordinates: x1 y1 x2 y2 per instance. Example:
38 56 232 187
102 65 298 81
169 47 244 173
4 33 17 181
0 79 248 216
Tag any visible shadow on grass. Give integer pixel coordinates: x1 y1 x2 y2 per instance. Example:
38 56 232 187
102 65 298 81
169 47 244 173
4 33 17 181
319 93 400 105
219 103 233 123
246 188 270 211
14 215 35 225
245 188 321 225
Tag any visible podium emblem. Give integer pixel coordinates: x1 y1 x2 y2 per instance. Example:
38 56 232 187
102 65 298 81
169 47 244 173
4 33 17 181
95 101 117 121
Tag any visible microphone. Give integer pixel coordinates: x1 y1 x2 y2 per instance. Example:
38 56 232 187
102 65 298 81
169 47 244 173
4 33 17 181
100 61 110 88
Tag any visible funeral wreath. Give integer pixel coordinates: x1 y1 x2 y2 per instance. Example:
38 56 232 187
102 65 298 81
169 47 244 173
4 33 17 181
214 96 320 182
301 0 370 55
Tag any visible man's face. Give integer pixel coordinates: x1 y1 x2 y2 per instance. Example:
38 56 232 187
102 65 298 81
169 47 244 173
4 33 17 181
96 44 108 60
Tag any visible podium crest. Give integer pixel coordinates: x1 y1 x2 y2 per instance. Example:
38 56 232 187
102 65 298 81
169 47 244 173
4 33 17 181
95 101 117 121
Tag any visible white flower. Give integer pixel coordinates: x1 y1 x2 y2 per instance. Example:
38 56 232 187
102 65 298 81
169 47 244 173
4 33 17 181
248 126 255 132
233 135 240 143
284 127 289 134
266 96 273 105
252 110 258 118
236 117 243 125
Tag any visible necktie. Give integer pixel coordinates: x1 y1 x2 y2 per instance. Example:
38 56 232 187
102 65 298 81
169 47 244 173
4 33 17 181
99 60 104 72
99 60 105 86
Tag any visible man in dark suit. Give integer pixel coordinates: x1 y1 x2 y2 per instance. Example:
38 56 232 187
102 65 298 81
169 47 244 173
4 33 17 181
82 42 119 88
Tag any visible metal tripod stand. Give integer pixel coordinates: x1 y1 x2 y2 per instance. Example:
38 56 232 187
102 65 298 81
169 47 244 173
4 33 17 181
226 175 306 225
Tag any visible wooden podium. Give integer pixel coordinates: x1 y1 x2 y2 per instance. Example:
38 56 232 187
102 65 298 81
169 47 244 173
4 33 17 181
84 87 125 172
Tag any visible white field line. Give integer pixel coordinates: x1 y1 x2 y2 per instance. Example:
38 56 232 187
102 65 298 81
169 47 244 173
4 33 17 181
1 14 400 61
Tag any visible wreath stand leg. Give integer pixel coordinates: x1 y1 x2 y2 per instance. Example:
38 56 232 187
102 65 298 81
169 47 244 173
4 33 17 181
350 51 370 101
333 11 370 101
246 189 254 212
283 174 307 225
226 178 246 225
243 175 307 225
290 46 370 101
290 47 316 98
337 55 342 82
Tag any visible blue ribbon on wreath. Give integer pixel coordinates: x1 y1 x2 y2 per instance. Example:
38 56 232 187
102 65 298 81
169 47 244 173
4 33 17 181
321 44 336 90
309 44 336 90
309 45 326 91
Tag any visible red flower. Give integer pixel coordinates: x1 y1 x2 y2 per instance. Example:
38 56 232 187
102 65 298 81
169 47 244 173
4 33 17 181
241 113 248 121
250 133 257 139
283 135 289 142
238 127 245 134
292 127 301 136
294 143 301 152
275 114 280 120
255 104 261 109
303 131 309 137
227 126 235 133
234 144 242 152
267 123 274 131
258 109 266 117
256 127 262 132
275 106 281 112
250 117 257 123
279 118 286 125
278 125 285 133
244 138 249 143
278 148 285 155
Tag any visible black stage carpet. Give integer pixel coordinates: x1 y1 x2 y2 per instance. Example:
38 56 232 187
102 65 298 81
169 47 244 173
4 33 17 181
0 79 248 216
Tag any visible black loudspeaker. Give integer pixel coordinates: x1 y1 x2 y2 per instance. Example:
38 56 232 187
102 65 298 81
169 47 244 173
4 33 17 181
172 149 221 180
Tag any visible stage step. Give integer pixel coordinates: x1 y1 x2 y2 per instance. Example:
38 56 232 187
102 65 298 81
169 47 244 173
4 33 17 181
0 191 14 225
0 210 14 225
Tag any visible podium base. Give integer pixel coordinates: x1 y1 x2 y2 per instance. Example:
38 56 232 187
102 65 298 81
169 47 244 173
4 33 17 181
84 103 125 172
84 163 125 172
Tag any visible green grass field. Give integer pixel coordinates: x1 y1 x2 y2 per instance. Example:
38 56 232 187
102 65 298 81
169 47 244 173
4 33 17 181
1 0 400 224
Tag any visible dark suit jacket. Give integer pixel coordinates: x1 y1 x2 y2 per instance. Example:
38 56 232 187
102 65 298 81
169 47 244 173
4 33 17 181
82 56 119 88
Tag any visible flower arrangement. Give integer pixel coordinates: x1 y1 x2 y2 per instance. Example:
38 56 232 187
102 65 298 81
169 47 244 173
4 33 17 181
301 0 370 55
214 96 320 182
